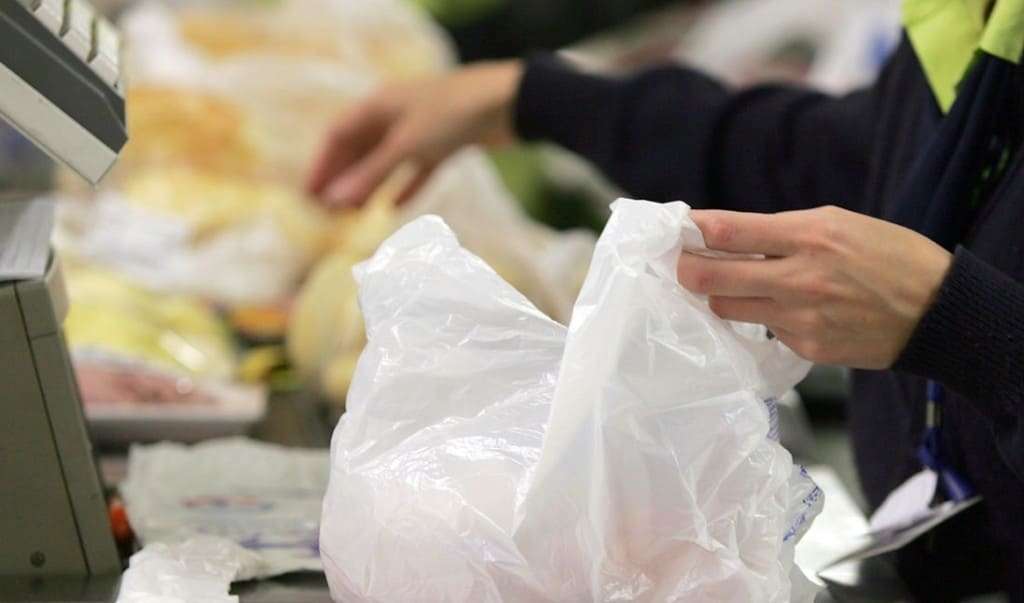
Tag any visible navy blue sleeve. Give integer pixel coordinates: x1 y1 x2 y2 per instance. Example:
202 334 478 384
513 53 878 214
895 247 1024 481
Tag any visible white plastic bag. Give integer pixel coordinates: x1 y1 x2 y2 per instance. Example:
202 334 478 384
320 199 821 602
288 149 597 406
401 148 597 324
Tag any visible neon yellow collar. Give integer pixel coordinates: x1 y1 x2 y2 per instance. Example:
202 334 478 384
903 0 1024 112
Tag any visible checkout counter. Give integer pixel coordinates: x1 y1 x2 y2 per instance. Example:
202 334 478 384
0 1 913 600
88 392 912 602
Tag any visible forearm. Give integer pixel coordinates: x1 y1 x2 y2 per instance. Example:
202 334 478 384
513 54 877 212
514 54 725 204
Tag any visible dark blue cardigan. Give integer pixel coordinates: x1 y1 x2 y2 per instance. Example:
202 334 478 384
514 39 1024 601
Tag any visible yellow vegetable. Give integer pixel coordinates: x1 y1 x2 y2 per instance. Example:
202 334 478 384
286 173 403 404
63 265 236 379
287 251 365 404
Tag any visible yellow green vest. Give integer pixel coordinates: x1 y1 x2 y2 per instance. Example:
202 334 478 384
904 0 1024 112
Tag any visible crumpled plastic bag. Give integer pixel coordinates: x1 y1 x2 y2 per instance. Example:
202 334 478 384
117 536 261 603
320 199 822 602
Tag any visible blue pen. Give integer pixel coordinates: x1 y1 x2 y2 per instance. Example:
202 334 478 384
917 380 976 502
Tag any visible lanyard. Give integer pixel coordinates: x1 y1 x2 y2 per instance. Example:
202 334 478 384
917 380 977 502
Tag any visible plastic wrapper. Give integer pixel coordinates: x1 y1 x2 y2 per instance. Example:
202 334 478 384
63 263 235 379
320 199 821 602
114 86 266 181
109 70 370 191
61 263 266 442
116 0 452 190
120 438 329 579
123 0 452 85
54 0 452 309
117 535 258 603
54 172 332 306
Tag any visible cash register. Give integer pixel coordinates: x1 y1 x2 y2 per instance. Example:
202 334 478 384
0 1 127 601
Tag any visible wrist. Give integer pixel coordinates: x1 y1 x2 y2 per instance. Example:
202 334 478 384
914 242 954 320
895 238 953 357
470 60 524 145
895 247 1024 412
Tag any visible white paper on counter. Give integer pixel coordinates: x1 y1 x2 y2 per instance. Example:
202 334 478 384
119 438 329 580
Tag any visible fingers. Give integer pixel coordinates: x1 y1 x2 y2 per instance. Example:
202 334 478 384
322 131 409 209
689 210 801 257
677 253 789 298
708 296 781 325
306 102 389 199
710 300 834 363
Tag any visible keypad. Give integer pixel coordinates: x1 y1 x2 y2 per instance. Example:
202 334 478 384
25 0 122 91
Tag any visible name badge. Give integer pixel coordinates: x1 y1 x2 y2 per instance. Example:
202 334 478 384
821 469 981 570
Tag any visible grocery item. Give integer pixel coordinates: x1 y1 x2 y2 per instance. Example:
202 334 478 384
287 175 403 403
229 306 292 344
54 168 344 306
174 0 452 78
117 86 263 180
288 251 365 403
64 263 235 379
74 355 266 444
61 263 267 442
320 200 820 602
177 11 353 63
120 168 331 260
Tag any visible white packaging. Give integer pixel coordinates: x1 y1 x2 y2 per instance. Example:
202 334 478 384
120 438 329 580
117 536 261 603
320 199 822 602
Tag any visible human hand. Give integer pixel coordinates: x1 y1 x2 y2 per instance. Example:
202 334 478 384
676 206 953 369
306 61 524 209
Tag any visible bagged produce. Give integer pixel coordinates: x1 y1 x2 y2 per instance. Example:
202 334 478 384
114 86 266 181
122 0 452 82
53 0 452 308
61 263 267 442
288 251 367 403
64 263 235 380
54 180 326 306
320 199 821 602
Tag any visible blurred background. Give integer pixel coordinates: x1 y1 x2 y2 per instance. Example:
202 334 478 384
2 0 912 581
3 0 906 506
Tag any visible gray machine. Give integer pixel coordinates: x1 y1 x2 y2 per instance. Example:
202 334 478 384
0 1 127 601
